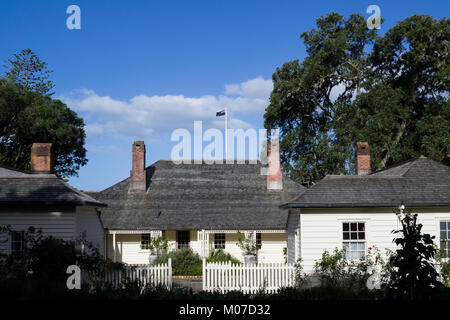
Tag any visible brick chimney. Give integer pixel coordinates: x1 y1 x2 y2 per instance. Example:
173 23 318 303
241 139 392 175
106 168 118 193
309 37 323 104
30 143 52 173
267 139 283 190
129 141 146 193
356 142 371 175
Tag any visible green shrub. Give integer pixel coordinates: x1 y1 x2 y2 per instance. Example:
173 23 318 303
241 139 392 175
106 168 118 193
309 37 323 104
206 249 241 265
155 247 202 276
313 247 382 289
387 210 444 299
441 259 450 287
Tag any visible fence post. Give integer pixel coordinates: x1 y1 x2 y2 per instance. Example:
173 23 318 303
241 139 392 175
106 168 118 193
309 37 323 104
202 258 206 291
168 258 172 289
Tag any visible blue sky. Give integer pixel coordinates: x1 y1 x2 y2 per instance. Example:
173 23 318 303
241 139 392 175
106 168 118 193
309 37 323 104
0 0 448 190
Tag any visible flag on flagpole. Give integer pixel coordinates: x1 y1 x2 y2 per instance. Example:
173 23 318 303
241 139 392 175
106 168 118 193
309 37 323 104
216 109 226 117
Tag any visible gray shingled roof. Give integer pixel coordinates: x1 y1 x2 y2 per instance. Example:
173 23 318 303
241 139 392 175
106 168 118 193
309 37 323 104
282 156 450 208
89 160 305 230
0 165 106 207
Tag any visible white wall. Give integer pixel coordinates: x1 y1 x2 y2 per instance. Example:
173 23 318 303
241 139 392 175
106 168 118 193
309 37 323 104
286 210 300 264
0 208 75 254
295 207 450 274
75 206 105 255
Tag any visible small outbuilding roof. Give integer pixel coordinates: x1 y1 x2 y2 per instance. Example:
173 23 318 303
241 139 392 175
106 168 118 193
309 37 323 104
282 156 450 208
88 160 305 230
0 165 106 207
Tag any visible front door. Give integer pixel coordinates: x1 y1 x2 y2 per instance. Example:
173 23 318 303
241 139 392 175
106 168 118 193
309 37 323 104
177 231 190 249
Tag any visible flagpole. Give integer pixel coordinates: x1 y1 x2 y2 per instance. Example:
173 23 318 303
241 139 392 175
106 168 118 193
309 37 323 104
225 107 228 160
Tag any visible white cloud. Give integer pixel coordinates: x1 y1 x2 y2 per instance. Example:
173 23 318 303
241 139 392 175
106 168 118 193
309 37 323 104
58 77 273 144
224 77 273 98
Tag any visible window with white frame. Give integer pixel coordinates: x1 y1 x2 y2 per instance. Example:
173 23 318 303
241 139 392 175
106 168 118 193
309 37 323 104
342 222 365 260
141 233 151 249
440 221 450 258
11 231 25 254
214 233 225 249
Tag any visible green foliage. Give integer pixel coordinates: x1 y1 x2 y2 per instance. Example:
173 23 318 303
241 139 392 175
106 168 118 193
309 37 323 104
0 77 87 177
141 236 169 256
387 210 444 299
3 49 55 95
264 13 449 186
440 260 450 287
206 249 241 265
0 227 122 298
155 247 202 276
313 246 386 289
293 259 308 288
236 231 259 255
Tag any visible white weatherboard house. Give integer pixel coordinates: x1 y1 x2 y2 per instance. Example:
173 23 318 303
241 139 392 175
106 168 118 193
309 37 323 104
87 141 305 264
283 142 450 276
0 143 106 255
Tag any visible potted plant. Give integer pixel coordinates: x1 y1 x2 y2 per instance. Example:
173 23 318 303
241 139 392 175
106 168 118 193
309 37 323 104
236 231 259 265
144 236 168 265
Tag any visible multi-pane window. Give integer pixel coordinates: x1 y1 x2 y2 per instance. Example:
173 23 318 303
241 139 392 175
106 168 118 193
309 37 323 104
214 233 225 249
440 221 450 258
141 233 151 249
11 231 25 254
256 232 262 250
342 222 365 260
177 231 190 249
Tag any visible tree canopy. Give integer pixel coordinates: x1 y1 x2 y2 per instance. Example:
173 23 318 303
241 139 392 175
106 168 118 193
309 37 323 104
264 14 449 186
3 49 55 95
0 78 87 177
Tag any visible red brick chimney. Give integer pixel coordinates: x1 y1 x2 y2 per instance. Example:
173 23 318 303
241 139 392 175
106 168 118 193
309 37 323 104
356 142 371 175
129 141 146 193
267 139 283 190
30 143 52 173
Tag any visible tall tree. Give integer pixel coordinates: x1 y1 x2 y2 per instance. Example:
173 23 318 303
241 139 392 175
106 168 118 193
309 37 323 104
265 14 449 187
0 78 87 177
3 49 54 95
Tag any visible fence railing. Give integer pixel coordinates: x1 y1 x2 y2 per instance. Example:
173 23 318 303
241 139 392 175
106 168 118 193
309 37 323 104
202 259 295 293
82 258 172 289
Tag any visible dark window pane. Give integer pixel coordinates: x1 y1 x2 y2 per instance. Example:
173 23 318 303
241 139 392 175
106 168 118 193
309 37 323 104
441 231 447 240
256 233 262 249
358 223 365 232
358 232 365 240
351 223 357 231
214 233 225 249
441 221 447 230
351 232 357 240
343 232 350 240
343 223 349 231
447 221 450 230
177 231 190 249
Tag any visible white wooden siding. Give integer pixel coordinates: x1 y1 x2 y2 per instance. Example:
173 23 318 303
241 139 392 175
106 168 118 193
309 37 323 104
286 210 300 264
0 207 105 255
297 207 450 274
75 206 105 255
0 210 76 254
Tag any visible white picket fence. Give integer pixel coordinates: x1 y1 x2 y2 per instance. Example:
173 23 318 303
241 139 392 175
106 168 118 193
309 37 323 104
202 259 295 293
82 258 172 289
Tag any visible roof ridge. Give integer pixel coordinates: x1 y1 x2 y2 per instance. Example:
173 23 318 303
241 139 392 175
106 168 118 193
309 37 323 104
59 179 106 206
370 156 421 176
